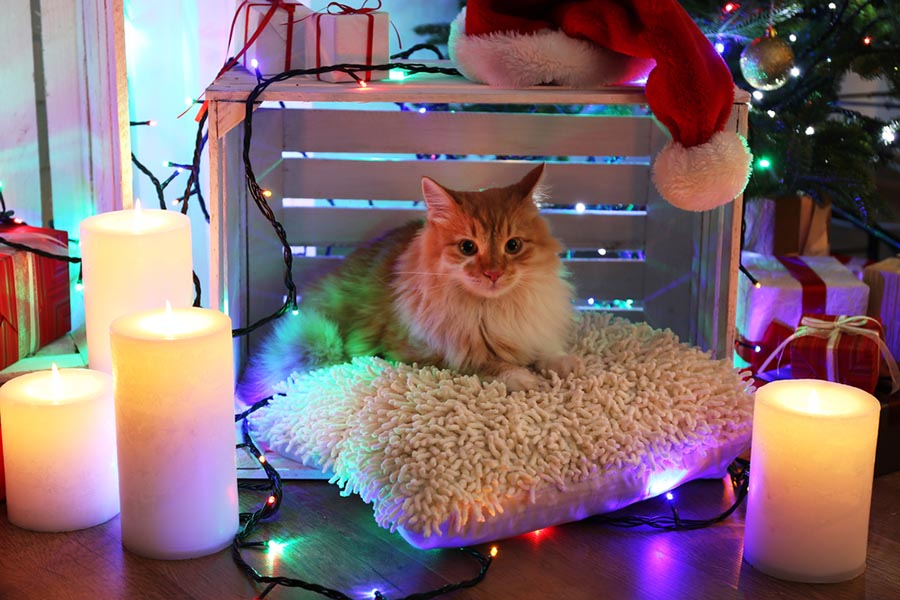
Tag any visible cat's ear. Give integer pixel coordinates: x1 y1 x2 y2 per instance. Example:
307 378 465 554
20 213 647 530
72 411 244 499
421 176 459 224
517 163 549 206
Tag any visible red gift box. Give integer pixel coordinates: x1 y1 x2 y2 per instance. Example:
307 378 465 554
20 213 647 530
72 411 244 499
759 315 900 395
0 223 71 370
736 319 794 373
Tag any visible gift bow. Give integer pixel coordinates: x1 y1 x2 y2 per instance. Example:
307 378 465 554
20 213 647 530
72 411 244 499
327 0 381 14
758 315 900 394
324 0 401 49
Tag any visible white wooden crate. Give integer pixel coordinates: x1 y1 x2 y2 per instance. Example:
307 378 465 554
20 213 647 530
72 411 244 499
205 66 749 369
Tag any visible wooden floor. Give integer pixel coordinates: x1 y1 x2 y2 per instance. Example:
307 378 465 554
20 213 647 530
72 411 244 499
1 470 898 600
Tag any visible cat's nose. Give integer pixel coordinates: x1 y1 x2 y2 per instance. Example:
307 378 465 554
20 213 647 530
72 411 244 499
483 270 502 283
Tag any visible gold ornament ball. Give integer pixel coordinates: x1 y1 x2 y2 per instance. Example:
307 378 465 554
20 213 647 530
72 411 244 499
740 33 795 91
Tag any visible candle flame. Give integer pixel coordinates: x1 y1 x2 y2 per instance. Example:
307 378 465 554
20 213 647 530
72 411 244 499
807 389 823 414
50 362 64 400
133 198 144 232
163 300 175 339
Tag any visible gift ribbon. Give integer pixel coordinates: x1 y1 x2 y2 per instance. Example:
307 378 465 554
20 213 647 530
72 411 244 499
758 315 900 394
326 0 382 14
777 256 827 314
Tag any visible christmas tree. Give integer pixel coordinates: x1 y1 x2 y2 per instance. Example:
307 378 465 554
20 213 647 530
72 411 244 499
417 1 899 220
681 0 899 220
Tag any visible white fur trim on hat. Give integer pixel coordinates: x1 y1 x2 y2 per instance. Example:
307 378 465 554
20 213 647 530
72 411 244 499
651 131 753 212
448 8 653 88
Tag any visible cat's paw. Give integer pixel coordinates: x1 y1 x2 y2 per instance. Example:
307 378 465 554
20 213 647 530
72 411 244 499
497 367 543 393
535 354 583 378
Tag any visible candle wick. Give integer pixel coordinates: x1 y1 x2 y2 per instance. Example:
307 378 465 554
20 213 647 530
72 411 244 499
50 363 64 402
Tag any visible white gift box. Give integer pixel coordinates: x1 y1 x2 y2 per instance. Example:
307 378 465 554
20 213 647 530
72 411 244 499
864 256 900 366
232 1 314 76
306 10 389 83
737 252 870 344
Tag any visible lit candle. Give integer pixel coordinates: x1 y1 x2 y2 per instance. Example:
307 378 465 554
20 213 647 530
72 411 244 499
80 202 193 373
0 366 119 531
109 305 238 559
743 379 881 582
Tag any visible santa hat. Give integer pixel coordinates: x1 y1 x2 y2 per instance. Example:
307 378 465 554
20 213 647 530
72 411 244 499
448 0 752 212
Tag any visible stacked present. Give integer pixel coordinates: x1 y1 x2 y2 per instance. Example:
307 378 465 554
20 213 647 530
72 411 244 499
864 256 900 370
231 0 391 82
737 252 900 394
0 222 72 370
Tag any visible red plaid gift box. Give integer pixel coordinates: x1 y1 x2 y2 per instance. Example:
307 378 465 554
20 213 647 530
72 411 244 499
307 1 390 83
0 223 71 370
231 0 314 76
758 315 900 395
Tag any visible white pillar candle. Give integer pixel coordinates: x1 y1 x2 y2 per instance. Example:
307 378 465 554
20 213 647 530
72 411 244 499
743 379 881 582
109 306 238 560
0 366 119 531
80 204 193 373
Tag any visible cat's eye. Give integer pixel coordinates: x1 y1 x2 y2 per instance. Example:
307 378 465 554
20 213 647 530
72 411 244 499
505 238 523 254
458 239 478 255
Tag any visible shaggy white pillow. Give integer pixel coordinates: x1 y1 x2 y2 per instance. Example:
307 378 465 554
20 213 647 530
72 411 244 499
251 314 753 548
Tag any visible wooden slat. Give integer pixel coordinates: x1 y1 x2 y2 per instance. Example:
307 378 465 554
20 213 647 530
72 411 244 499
80 0 131 214
246 110 287 361
566 259 644 300
283 159 649 205
281 206 645 250
207 63 651 110
282 109 655 157
277 257 644 301
245 255 645 357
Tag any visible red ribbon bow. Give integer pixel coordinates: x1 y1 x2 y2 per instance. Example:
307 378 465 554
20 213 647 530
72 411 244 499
326 0 382 15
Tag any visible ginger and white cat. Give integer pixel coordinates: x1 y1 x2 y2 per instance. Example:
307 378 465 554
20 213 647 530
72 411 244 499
238 163 581 402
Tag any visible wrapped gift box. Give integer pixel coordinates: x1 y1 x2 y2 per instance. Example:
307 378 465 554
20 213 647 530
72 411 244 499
307 7 390 83
773 194 831 256
232 0 314 76
0 422 4 500
785 315 889 395
864 256 900 368
735 252 869 370
742 195 831 256
0 224 71 370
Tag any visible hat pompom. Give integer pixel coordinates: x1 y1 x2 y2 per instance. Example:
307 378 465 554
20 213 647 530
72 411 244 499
448 8 654 88
652 130 752 212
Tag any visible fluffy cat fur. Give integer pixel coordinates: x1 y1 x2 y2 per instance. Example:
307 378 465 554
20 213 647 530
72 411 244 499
238 164 581 403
